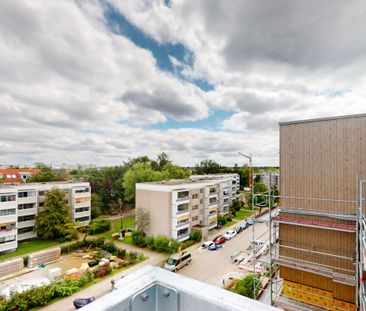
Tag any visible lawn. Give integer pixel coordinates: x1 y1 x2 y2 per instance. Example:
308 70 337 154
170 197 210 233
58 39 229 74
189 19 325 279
224 220 237 227
100 215 135 243
234 209 254 220
0 239 60 262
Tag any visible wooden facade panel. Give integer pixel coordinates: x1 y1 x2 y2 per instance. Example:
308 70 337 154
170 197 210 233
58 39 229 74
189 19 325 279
279 115 366 305
280 266 355 302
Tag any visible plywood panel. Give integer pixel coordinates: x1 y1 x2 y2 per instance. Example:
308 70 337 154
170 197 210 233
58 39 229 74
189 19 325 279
279 115 366 304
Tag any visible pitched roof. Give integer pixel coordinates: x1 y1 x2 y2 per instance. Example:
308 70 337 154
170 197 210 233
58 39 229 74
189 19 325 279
0 168 40 183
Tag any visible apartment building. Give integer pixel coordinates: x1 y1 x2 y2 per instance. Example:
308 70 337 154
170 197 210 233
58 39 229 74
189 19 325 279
275 114 366 310
0 181 91 253
136 174 239 241
259 170 279 190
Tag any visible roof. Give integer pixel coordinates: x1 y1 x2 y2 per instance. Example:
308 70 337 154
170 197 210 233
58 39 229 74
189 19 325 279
279 113 366 126
0 168 40 183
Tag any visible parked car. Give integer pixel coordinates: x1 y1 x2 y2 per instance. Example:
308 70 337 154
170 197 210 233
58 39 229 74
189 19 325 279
213 235 226 244
240 221 249 230
164 250 192 272
233 226 243 234
247 217 255 225
201 241 215 249
208 243 223 251
224 229 237 240
73 297 95 309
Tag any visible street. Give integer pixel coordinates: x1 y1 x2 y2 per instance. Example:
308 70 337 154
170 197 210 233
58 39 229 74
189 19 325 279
178 215 270 286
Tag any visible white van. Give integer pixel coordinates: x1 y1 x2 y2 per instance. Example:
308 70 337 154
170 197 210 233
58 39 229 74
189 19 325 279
164 250 192 272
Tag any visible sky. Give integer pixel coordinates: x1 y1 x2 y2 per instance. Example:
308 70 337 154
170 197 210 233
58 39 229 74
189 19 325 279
1 0 366 167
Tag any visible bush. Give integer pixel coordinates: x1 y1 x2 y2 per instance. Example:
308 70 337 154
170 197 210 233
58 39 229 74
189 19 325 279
226 216 233 222
23 256 29 267
94 236 106 248
233 275 262 299
232 199 242 211
145 236 155 249
115 248 127 258
87 219 111 235
154 235 170 252
180 240 195 250
218 214 227 225
166 239 179 254
104 241 117 254
189 230 202 242
230 208 236 217
132 231 147 248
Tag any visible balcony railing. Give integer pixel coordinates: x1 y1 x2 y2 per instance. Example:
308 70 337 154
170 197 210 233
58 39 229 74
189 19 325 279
177 220 190 228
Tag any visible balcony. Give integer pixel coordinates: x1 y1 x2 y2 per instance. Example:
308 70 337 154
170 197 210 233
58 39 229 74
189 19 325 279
82 266 277 311
208 222 218 229
176 219 190 228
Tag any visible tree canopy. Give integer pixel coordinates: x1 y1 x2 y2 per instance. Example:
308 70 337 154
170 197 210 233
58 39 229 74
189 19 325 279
194 159 223 174
233 275 262 299
35 188 77 241
27 164 69 182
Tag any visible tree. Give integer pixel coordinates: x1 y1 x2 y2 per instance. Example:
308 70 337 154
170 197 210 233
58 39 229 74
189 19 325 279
135 207 150 233
233 275 262 299
246 182 269 211
91 193 102 219
36 188 76 241
27 164 58 182
157 152 171 169
194 159 222 174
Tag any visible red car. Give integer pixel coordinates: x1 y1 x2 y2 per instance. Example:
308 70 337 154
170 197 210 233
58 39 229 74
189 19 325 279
213 235 226 244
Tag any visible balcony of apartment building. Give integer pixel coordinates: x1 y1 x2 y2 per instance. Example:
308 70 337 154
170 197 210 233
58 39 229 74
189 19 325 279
0 234 17 253
0 193 17 207
74 215 91 226
176 202 190 216
208 197 217 207
73 206 90 220
0 222 16 239
18 225 36 241
17 202 37 217
17 190 37 204
209 206 217 217
207 186 218 197
17 214 36 229
208 214 218 230
72 187 91 199
177 227 190 242
175 190 190 202
176 216 190 230
74 196 91 208
0 207 17 225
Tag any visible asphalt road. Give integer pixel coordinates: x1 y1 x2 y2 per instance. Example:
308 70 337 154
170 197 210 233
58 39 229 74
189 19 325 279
178 215 270 286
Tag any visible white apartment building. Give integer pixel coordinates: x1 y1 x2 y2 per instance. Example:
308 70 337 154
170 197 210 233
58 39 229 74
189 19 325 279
0 181 91 253
136 174 239 242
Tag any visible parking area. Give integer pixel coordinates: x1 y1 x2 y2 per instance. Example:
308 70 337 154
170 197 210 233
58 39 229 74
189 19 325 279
177 215 269 286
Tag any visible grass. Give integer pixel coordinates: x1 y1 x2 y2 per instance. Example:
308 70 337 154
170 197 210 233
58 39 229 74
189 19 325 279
224 220 236 227
0 239 60 262
100 215 135 243
234 209 253 220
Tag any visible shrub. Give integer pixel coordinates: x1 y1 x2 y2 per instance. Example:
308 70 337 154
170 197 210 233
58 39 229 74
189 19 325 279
104 241 117 254
232 199 242 211
230 208 236 217
98 269 106 278
132 230 147 247
154 235 170 252
23 256 29 267
115 248 126 258
166 239 179 254
87 219 111 234
180 240 195 250
189 230 202 242
95 236 106 248
226 216 233 222
218 214 227 225
146 236 155 249
233 275 261 299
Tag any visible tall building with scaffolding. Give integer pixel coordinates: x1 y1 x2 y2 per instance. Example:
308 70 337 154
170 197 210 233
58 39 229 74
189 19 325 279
270 114 366 311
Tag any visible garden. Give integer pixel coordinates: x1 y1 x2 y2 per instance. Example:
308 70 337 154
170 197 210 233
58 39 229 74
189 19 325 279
0 237 145 311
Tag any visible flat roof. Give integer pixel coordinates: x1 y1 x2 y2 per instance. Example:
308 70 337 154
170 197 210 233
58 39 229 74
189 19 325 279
279 113 366 126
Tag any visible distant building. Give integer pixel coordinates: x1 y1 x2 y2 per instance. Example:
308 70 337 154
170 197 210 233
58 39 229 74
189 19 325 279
259 170 279 189
135 174 239 241
0 181 91 253
0 168 40 183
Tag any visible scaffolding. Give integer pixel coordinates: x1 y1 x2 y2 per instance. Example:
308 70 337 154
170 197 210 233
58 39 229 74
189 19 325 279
250 174 366 311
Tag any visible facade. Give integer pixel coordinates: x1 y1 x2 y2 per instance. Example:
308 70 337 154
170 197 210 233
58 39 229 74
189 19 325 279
0 181 91 253
136 174 239 241
0 168 40 183
259 170 279 190
275 114 366 309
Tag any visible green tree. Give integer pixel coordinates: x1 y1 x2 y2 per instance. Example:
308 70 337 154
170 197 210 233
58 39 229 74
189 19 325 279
123 163 163 203
36 188 76 240
233 275 262 299
194 159 222 174
157 152 171 169
27 164 59 182
91 193 102 219
246 182 269 211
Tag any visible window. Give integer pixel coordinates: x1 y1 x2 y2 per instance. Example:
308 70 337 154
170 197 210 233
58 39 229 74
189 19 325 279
177 191 189 199
38 202 44 208
200 189 204 193
18 191 36 198
223 190 229 196
209 197 217 204
209 187 216 194
223 198 229 204
75 216 90 222
0 223 16 231
200 199 203 204
177 227 189 238
18 215 36 222
191 216 198 222
177 203 189 213
0 235 16 244
75 188 90 193
18 226 35 234
38 191 45 196
0 208 16 216
192 204 198 210
75 206 89 213
0 194 16 202
232 180 237 185
18 203 35 210
191 193 198 199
